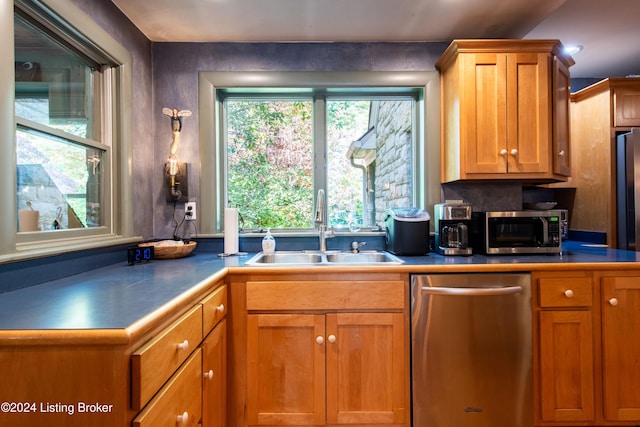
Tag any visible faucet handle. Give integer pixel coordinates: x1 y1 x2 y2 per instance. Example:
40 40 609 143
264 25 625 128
350 241 366 253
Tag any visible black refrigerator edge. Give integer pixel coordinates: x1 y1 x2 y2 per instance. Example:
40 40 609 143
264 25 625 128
616 127 640 250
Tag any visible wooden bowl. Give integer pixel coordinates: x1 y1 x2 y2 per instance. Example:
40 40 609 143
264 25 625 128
139 241 197 259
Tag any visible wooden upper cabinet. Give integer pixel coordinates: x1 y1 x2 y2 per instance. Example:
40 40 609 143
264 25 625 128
437 39 574 182
553 56 571 176
571 78 640 129
614 83 640 127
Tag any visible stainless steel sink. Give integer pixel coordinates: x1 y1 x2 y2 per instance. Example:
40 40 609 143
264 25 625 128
245 252 324 265
244 251 403 266
325 252 403 264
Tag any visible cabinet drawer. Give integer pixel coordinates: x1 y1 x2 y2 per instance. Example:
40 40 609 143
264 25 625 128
201 284 227 336
131 305 203 410
539 277 592 307
133 348 202 427
246 280 405 310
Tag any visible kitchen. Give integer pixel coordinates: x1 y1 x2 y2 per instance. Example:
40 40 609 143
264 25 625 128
2 0 640 427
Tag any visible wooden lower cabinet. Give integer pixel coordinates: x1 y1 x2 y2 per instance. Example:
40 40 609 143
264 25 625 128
133 348 202 427
538 310 595 422
601 274 640 422
247 312 406 426
536 272 595 424
202 320 227 427
534 271 640 426
241 274 409 427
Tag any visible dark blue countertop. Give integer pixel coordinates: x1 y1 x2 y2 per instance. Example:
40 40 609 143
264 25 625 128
0 241 638 332
0 253 231 331
398 241 640 266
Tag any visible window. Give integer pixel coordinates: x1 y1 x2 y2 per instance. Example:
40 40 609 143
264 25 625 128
2 0 134 259
15 10 106 232
223 94 415 230
199 72 441 234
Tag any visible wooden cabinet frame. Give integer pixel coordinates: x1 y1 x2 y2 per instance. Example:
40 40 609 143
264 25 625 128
437 39 574 183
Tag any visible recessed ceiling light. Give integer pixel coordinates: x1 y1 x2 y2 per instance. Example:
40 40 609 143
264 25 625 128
564 45 583 55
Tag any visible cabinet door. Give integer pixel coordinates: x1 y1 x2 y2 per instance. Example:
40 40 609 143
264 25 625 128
553 55 571 176
614 88 640 127
247 314 325 426
506 52 551 174
461 52 508 174
602 276 640 421
326 312 407 425
538 310 594 422
202 320 226 427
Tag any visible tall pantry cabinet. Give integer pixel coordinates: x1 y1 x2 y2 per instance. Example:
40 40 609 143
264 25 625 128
566 78 640 248
436 39 574 183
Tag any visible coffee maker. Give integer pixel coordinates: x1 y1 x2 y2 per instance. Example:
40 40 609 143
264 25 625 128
434 201 473 256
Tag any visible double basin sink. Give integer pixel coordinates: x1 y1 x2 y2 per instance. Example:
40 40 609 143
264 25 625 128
245 251 404 266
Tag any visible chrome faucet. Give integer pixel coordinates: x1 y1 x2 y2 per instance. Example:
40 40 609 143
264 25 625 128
314 189 335 252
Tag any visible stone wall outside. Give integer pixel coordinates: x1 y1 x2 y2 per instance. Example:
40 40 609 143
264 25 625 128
372 100 413 226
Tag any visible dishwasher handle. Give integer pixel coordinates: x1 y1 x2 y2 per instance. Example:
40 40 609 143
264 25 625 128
421 285 523 296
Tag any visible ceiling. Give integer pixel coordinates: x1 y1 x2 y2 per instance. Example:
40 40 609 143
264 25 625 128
110 0 640 79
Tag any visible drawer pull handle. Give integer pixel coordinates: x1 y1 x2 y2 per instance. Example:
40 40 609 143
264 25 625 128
316 336 324 345
216 304 225 312
328 334 337 343
609 297 619 306
177 340 189 351
205 369 214 380
177 411 189 424
564 289 574 298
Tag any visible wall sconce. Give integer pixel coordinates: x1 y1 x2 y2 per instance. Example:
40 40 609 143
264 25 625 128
162 107 192 203
165 156 188 202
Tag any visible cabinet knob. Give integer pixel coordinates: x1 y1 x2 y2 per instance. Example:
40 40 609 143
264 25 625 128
564 289 574 298
316 336 324 344
177 339 189 351
558 150 566 156
500 149 508 156
205 369 214 380
216 303 225 312
510 149 518 156
328 334 337 343
177 411 189 425
609 297 619 306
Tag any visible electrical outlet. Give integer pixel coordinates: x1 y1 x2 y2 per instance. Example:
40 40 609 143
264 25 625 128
185 201 197 220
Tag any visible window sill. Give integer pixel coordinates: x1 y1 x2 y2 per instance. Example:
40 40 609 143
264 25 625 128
2 234 143 264
235 229 385 238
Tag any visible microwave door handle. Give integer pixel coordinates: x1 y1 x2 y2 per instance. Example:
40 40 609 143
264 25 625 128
421 286 523 296
540 217 549 245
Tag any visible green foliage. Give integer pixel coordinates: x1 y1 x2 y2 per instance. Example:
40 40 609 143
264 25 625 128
226 98 372 229
227 100 313 228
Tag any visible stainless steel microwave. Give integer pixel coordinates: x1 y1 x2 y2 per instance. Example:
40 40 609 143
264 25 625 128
483 210 562 254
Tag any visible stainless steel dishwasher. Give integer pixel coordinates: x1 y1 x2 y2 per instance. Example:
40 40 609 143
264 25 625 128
411 273 532 427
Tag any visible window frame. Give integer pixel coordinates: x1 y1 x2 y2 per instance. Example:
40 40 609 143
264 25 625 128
198 71 442 235
0 0 137 262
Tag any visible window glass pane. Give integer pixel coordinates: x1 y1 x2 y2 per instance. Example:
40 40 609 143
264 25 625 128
327 99 414 229
14 14 93 138
223 92 415 231
226 99 313 229
326 100 371 230
16 126 103 231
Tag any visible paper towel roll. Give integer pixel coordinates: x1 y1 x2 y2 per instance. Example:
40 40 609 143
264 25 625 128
224 208 239 255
